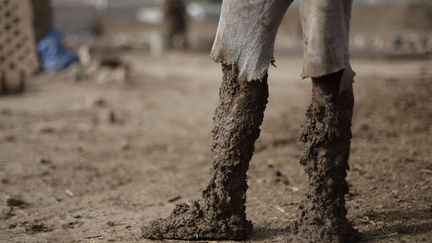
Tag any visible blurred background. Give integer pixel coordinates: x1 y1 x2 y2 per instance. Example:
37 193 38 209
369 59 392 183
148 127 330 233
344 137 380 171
51 0 432 55
0 1 431 242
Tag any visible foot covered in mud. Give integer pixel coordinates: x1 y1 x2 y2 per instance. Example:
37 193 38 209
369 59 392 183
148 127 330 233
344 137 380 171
291 213 360 243
290 71 360 243
141 200 253 240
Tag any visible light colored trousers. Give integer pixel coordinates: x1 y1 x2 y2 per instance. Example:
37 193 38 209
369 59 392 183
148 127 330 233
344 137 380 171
210 0 354 90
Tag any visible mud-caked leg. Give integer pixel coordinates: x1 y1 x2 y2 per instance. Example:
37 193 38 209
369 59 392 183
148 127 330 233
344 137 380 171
291 71 359 243
142 64 268 240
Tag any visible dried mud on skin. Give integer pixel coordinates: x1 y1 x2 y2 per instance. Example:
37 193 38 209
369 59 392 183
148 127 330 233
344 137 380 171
290 71 360 243
141 64 269 240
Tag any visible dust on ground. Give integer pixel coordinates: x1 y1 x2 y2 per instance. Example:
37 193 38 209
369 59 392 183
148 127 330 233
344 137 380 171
0 52 431 242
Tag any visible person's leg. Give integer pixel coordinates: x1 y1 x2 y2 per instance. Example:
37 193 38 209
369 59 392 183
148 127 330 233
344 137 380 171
291 0 359 242
292 71 358 242
142 0 291 240
142 64 268 240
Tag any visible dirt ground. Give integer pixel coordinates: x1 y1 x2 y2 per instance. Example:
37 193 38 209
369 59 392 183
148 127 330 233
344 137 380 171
0 52 431 243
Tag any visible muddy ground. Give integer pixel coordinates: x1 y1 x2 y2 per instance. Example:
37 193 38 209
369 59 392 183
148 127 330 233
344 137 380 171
0 52 431 242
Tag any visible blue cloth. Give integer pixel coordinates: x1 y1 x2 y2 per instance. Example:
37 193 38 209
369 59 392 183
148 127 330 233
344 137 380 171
37 29 79 72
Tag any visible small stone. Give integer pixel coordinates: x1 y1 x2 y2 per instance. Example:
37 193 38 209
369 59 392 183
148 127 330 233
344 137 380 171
167 196 182 203
4 135 16 142
6 196 27 208
25 223 52 233
107 110 117 124
1 178 9 184
8 223 17 229
85 95 108 109
65 189 74 197
107 221 115 227
40 171 50 176
39 158 52 165
63 221 83 229
0 109 12 116
96 110 119 125
289 186 300 192
34 124 56 134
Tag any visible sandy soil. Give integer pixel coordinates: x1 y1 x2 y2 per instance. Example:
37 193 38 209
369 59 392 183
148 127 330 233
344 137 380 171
0 52 431 242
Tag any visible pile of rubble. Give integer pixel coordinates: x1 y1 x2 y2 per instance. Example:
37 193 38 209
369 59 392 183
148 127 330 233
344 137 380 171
66 46 131 85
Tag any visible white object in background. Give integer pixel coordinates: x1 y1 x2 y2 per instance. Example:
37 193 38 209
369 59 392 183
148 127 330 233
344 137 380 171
78 45 91 66
187 3 206 20
136 8 163 24
88 0 108 12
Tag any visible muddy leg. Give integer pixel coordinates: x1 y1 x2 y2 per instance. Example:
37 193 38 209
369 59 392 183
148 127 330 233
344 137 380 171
291 71 359 243
142 64 268 240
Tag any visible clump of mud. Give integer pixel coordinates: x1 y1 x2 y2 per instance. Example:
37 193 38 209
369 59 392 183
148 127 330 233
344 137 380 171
142 64 269 240
290 71 360 243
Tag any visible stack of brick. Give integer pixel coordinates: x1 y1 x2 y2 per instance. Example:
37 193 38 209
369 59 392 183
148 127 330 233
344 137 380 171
0 0 40 94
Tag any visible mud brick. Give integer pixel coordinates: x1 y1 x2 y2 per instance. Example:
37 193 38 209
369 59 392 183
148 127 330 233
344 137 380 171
0 0 39 94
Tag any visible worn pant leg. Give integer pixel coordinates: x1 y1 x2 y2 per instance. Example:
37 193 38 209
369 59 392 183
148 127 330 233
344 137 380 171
300 0 354 91
210 0 293 82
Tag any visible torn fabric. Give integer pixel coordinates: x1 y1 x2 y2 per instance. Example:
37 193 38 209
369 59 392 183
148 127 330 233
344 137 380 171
210 0 354 90
300 0 353 79
210 0 293 82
